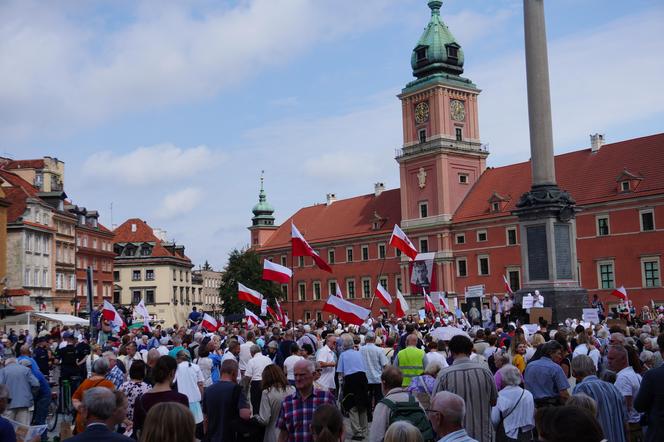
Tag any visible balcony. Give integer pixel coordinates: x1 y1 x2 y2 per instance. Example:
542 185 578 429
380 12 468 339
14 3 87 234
395 139 488 159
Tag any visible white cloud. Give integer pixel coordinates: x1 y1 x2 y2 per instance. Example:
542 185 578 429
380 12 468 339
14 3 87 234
0 0 400 140
304 152 381 181
82 143 222 186
155 187 204 220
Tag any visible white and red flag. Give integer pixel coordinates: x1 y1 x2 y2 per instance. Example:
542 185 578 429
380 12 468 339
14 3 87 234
374 283 392 306
424 292 437 315
245 308 265 327
275 299 288 325
267 305 282 324
238 282 263 306
201 313 218 332
389 225 418 260
437 292 450 312
396 289 409 318
335 285 343 298
291 223 333 273
611 286 628 301
322 295 370 326
502 274 513 294
102 300 125 329
263 260 292 284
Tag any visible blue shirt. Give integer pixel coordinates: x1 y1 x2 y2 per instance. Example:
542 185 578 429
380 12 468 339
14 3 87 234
574 375 627 442
17 356 51 397
524 356 569 399
336 349 366 376
438 429 479 442
359 343 387 384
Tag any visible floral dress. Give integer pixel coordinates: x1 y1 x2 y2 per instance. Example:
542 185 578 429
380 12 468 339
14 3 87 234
119 380 151 421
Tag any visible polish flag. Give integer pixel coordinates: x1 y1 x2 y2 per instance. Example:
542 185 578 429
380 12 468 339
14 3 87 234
201 313 218 332
245 308 265 327
374 283 392 306
275 299 288 325
291 223 332 273
335 285 343 298
263 260 292 284
389 225 418 260
503 274 513 294
437 292 450 312
238 283 263 306
102 300 125 329
396 290 409 318
322 295 370 326
267 306 281 323
424 291 437 315
611 286 628 301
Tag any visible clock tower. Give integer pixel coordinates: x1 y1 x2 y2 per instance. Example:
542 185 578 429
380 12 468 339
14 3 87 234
397 0 488 230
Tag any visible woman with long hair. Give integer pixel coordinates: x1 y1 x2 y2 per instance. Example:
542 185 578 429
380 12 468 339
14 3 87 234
140 402 195 442
255 364 296 442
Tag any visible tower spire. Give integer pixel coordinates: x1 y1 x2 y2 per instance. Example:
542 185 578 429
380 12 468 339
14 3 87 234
252 171 275 227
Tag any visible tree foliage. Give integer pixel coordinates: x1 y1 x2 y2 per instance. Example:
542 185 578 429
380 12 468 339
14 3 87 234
219 248 284 316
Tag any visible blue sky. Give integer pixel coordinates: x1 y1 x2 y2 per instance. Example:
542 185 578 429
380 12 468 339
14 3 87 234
2 0 663 269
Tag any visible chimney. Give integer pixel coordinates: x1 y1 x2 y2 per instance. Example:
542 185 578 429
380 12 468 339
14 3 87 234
590 133 605 153
326 193 337 206
374 182 385 197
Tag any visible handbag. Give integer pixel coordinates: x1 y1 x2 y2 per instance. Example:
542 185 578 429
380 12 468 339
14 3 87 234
496 389 528 442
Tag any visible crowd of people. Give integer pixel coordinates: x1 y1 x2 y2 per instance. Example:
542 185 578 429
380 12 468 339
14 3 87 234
0 303 663 442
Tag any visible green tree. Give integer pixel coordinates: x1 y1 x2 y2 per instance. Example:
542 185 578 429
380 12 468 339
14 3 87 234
219 248 284 316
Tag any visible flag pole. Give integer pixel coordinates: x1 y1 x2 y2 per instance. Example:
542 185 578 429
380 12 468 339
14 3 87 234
290 234 295 333
369 252 388 311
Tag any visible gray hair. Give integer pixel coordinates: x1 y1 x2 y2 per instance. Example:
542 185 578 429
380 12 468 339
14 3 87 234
92 357 110 375
384 421 423 442
499 365 522 387
365 332 376 343
294 358 315 374
571 355 596 378
494 352 510 365
567 393 597 416
640 350 655 364
83 387 117 420
147 348 161 363
432 391 465 426
342 334 354 351
250 344 261 356
102 351 116 360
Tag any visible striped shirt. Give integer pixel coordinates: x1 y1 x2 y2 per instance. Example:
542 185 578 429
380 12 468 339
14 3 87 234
573 375 627 442
433 357 498 442
438 429 479 442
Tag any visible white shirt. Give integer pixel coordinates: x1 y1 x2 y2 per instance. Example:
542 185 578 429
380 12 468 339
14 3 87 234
534 295 544 308
615 366 642 423
423 351 449 370
572 343 601 370
283 355 304 381
316 345 336 389
491 386 535 439
157 345 169 356
245 353 273 381
239 341 254 371
176 361 202 403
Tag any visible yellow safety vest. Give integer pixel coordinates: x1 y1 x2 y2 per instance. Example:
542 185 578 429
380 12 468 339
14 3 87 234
397 346 425 386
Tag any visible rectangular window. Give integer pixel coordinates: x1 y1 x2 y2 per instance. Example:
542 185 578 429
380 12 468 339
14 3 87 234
132 270 141 281
621 181 630 191
173 269 176 281
456 258 467 277
378 244 386 259
418 129 426 143
478 256 490 276
396 248 402 258
180 287 184 304
346 247 354 262
304 311 311 322
298 256 305 267
419 238 428 253
643 259 661 287
328 249 335 264
598 261 615 289
477 230 487 242
24 269 31 286
92 238 97 249
396 276 402 292
507 228 518 245
361 245 369 261
419 202 428 218
641 210 655 231
146 289 155 304
146 269 155 280
281 284 289 300
347 280 355 299
508 270 521 292
281 255 287 267
596 216 610 236
458 174 468 184
113 271 120 282
316 311 322 322
298 282 306 301
132 290 141 304
379 277 388 290
455 127 462 141
313 281 321 300
329 280 337 297
455 234 465 245
362 278 371 298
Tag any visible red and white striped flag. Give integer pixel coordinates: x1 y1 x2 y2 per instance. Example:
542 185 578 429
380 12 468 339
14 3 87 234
201 313 218 332
322 295 370 326
424 292 437 315
275 299 288 325
611 286 628 301
374 283 392 306
291 223 332 273
502 274 513 294
396 289 409 318
245 308 265 327
102 300 125 329
263 260 292 284
238 282 263 306
437 292 450 312
389 225 418 260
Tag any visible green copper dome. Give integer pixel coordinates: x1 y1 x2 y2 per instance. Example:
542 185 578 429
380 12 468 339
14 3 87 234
411 0 465 79
252 174 275 227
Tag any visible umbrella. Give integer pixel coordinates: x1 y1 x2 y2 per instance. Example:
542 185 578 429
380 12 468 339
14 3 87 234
431 326 470 341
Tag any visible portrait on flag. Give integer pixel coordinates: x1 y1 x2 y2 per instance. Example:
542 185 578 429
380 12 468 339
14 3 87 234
409 252 436 294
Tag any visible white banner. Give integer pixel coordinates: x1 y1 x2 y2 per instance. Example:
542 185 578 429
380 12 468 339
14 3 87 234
465 285 484 298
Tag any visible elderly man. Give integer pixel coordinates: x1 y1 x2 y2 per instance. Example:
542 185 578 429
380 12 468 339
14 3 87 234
17 349 51 441
66 387 133 442
0 357 40 425
360 332 388 416
572 354 628 442
524 340 570 407
609 345 643 439
277 359 336 442
103 351 125 389
337 334 369 441
315 334 337 395
428 391 478 442
203 359 251 441
433 335 497 442
396 334 425 387
635 333 664 442
243 344 273 413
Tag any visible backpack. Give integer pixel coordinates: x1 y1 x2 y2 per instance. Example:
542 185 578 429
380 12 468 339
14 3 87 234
380 394 435 442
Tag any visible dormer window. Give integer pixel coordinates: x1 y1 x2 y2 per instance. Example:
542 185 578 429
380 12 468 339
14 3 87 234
446 45 459 60
620 181 630 192
491 202 500 212
416 47 427 61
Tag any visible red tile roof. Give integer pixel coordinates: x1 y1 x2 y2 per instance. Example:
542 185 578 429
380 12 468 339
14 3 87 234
0 159 45 170
1 170 41 223
113 218 191 262
260 189 401 250
454 133 664 222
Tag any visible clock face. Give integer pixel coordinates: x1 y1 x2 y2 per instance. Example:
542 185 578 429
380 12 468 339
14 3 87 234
414 102 429 124
450 99 466 121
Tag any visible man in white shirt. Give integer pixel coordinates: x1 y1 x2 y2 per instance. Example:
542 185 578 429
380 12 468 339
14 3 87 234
243 344 273 414
608 345 642 426
157 337 170 356
175 350 204 426
238 331 255 376
316 334 337 395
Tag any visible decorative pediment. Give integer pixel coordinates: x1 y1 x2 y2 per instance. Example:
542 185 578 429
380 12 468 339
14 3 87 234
371 211 387 231
615 168 643 193
488 192 510 212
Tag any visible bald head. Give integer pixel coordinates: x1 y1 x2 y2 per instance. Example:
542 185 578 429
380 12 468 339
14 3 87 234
406 334 418 347
430 391 466 433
